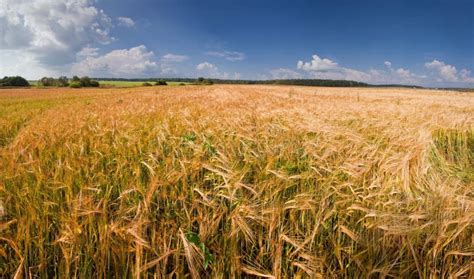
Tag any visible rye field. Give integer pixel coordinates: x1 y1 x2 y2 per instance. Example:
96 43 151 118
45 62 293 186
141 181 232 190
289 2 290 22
0 85 473 278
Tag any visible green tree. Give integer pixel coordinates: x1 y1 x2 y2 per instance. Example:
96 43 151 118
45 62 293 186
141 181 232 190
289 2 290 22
79 76 92 87
57 76 69 87
39 77 56 86
69 81 82 88
0 76 30 87
89 80 99 87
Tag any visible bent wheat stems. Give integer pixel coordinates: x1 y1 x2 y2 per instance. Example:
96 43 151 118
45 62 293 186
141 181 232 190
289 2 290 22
0 85 473 277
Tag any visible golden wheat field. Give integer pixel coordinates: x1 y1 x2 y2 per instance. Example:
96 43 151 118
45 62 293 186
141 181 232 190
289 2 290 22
0 85 473 278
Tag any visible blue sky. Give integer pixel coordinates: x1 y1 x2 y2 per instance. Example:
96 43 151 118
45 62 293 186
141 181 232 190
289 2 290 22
1 0 473 86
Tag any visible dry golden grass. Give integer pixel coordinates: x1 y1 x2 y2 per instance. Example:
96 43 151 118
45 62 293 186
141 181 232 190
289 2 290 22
1 85 473 278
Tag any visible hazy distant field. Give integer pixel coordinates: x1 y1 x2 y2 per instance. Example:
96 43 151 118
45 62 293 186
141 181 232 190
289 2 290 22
0 85 472 277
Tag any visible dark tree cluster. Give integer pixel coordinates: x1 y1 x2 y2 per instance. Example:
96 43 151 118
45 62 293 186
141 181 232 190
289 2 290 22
38 76 99 88
69 76 100 88
196 77 214 85
155 80 167 86
0 76 30 87
39 76 69 87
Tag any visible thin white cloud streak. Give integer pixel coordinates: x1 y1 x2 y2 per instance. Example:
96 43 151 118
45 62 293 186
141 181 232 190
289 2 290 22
206 51 245 61
162 54 189 63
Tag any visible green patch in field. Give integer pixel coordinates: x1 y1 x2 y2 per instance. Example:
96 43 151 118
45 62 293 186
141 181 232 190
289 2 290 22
181 132 197 143
203 138 217 156
430 128 474 183
334 170 350 182
275 159 310 175
28 80 39 86
185 231 214 269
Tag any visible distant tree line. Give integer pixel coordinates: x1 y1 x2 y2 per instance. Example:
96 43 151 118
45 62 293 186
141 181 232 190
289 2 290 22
39 76 99 88
0 75 429 89
39 76 70 87
214 79 370 87
434 87 474 92
95 77 373 87
96 77 214 85
0 76 30 87
196 77 214 85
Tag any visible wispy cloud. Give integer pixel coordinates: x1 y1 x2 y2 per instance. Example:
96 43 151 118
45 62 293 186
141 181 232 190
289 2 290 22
206 51 245 61
269 68 302 79
162 54 189 63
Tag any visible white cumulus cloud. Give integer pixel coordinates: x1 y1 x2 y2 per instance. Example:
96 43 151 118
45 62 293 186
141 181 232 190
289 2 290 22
0 49 61 78
297 55 339 71
195 62 236 79
117 17 135 27
72 45 158 77
297 54 371 82
459 69 474 83
0 0 114 66
425 60 460 82
196 62 217 71
295 53 430 85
